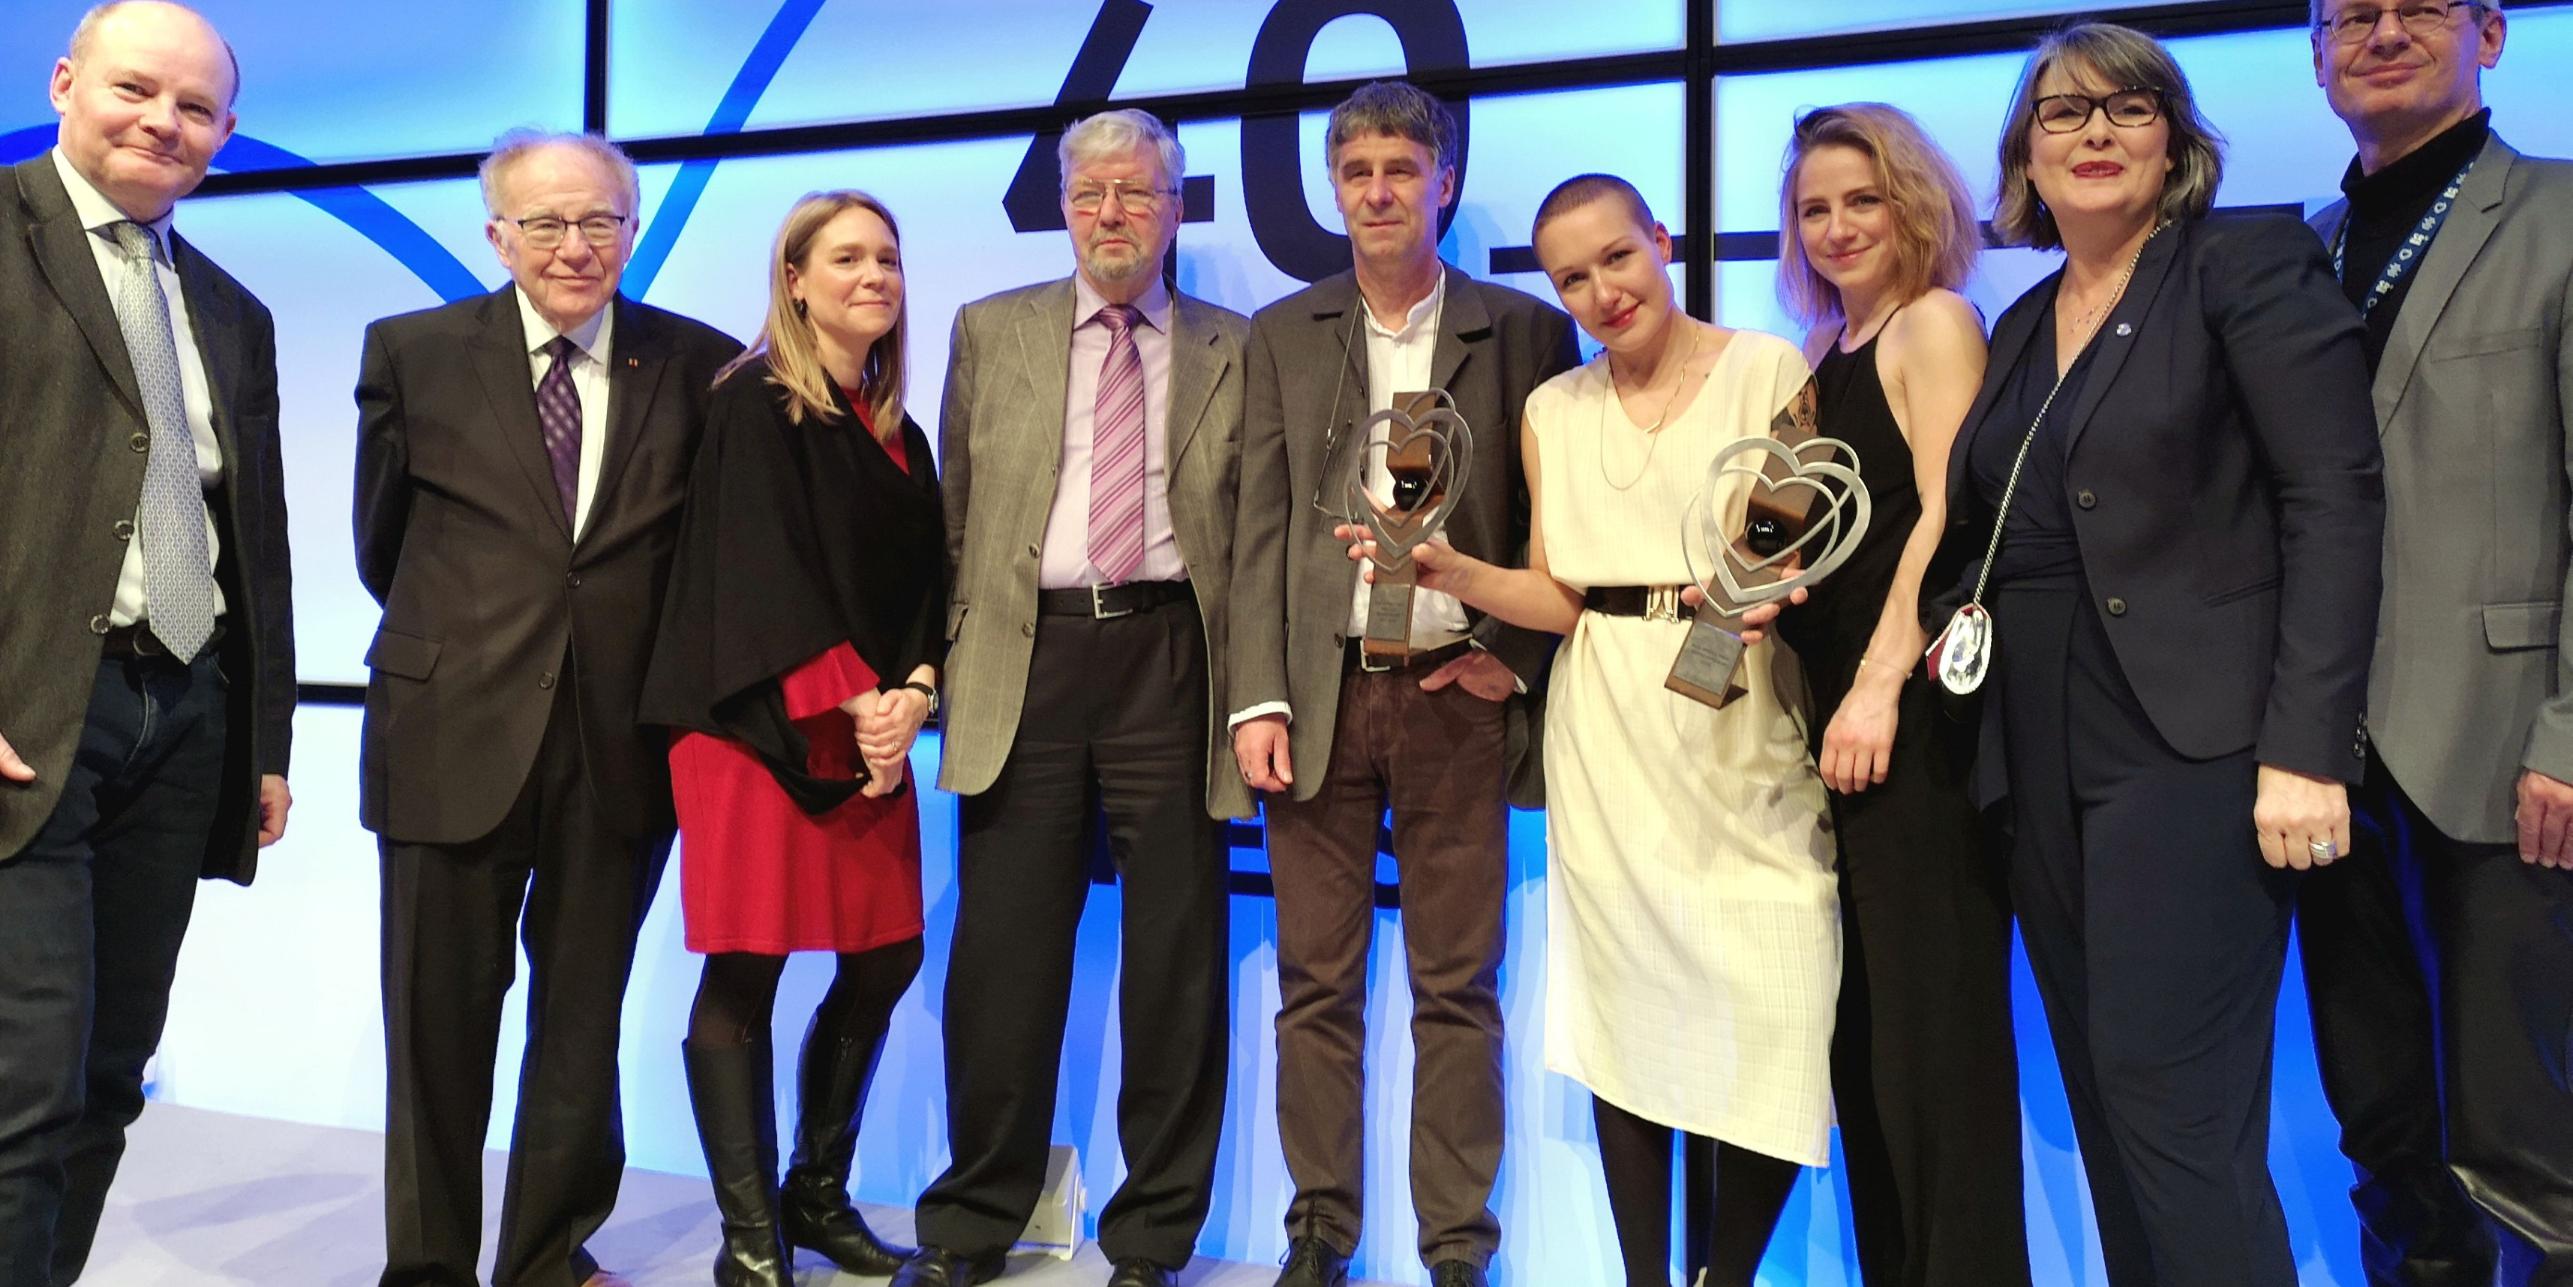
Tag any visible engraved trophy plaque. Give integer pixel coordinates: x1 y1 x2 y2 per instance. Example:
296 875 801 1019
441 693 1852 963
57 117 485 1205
1668 382 1872 707
1339 390 1473 665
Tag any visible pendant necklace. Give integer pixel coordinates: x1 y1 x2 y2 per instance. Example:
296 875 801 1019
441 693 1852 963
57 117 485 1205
1598 322 1703 492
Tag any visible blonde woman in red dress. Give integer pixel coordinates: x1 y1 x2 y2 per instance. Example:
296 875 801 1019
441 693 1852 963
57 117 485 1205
641 190 944 1287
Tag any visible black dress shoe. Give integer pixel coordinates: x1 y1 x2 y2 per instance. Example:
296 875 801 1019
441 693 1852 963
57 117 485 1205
889 1246 1005 1287
1104 1257 1177 1287
1427 1260 1488 1287
1274 1237 1349 1287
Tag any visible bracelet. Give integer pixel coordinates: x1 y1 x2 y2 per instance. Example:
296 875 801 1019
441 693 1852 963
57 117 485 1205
1855 655 1895 676
898 680 939 716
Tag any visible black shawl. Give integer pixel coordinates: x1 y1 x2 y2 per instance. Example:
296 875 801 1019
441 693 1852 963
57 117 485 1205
639 357 946 812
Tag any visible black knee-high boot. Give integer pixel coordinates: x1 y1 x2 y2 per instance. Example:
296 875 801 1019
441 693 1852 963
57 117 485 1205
684 1037 794 1287
779 1000 913 1273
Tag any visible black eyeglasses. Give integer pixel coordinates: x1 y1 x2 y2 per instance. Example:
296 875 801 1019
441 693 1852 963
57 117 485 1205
2317 2 2482 47
2032 88 2164 134
509 213 631 249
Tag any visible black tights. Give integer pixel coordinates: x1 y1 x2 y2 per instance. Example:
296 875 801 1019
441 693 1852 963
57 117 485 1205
1593 1095 1801 1287
687 936 924 1047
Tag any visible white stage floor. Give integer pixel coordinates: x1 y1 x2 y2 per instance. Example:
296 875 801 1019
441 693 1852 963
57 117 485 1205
87 1105 1390 1286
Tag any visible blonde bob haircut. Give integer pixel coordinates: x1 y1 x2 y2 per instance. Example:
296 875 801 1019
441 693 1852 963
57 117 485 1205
717 190 909 443
1992 22 2226 250
1776 103 1980 328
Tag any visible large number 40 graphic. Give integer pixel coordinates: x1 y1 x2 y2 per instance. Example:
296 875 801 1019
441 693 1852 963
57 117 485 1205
1000 0 1470 285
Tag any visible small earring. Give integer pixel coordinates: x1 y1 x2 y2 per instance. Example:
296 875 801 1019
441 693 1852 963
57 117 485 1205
793 298 808 316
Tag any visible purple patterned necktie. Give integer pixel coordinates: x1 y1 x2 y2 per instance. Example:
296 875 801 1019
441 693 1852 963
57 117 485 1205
536 335 581 525
1087 304 1146 582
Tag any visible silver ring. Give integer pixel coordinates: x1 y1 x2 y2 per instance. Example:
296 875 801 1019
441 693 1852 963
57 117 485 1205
2308 839 2338 861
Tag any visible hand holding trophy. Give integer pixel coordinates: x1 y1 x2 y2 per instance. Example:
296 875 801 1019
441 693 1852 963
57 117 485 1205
1667 380 1871 707
1338 390 1473 666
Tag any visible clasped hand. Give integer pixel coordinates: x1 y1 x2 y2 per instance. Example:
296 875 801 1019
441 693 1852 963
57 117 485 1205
841 688 930 798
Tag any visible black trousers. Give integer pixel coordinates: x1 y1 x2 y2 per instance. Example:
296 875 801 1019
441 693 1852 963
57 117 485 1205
1824 678 2030 1287
0 652 225 1287
2300 757 2573 1286
377 675 670 1287
915 597 1227 1269
1996 584 2298 1287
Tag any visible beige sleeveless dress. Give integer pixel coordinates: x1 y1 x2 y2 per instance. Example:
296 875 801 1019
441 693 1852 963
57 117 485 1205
1527 328 1840 1167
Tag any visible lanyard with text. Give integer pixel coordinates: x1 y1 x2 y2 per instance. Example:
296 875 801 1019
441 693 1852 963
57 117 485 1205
2332 159 2474 317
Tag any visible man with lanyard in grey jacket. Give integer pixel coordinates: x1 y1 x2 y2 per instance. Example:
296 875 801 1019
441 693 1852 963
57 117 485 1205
2299 3 2573 1283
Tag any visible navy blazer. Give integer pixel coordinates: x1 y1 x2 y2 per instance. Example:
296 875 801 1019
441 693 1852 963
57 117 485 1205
1945 215 2385 783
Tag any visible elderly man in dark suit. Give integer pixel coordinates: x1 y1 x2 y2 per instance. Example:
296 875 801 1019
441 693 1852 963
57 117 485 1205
895 109 1250 1287
0 4 294 1284
2298 2 2573 1282
1227 81 1576 1287
354 128 737 1287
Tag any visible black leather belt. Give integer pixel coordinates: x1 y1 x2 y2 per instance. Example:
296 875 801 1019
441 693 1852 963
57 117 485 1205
1344 637 1473 675
1034 580 1192 619
1584 585 1697 621
101 620 222 660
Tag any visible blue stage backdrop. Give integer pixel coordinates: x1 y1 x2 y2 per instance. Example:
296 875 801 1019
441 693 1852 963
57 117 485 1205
7 3 2570 1283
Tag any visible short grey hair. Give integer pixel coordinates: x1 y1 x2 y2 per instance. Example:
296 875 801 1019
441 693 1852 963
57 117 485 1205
2309 0 2499 28
1057 109 1184 192
1993 22 2226 250
70 2 240 107
479 128 642 219
1325 80 1459 177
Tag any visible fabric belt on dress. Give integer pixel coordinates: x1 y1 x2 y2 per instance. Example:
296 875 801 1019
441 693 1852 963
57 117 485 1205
1343 637 1473 675
1034 579 1192 619
1583 585 1698 622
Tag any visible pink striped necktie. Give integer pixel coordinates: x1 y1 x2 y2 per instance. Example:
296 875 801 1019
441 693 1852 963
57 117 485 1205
1087 304 1146 582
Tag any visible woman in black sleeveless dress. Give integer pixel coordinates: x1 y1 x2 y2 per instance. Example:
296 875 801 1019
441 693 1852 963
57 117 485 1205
1773 104 2033 1287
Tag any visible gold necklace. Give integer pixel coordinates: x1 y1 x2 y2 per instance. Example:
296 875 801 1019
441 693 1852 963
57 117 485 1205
1597 323 1703 492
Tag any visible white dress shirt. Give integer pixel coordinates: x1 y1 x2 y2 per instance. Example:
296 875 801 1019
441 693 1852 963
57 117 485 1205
1344 274 1470 645
514 289 613 539
53 149 225 626
1039 273 1187 588
1230 274 1493 732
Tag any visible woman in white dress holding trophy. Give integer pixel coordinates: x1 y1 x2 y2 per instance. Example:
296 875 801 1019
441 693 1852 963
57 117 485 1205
1345 173 1837 1286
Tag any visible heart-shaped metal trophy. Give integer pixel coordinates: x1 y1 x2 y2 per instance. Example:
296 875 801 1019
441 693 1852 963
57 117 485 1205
1338 390 1473 663
1668 390 1871 707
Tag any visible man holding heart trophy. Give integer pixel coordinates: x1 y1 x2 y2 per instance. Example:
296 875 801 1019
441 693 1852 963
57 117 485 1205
1227 81 1578 1287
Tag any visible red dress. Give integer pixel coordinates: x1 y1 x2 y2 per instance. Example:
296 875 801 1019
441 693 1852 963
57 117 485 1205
668 430 924 955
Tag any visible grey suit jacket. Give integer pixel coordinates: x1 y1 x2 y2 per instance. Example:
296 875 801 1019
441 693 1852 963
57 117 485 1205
1227 266 1578 807
0 154 295 884
936 276 1255 820
2311 134 2573 843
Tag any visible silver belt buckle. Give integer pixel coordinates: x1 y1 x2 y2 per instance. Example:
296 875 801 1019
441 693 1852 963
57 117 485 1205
1644 585 1684 623
1090 584 1136 620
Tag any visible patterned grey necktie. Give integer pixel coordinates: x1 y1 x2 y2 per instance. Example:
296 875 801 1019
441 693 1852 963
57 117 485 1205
107 220 216 661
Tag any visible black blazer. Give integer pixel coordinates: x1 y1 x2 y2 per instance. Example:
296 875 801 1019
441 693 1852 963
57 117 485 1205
1945 215 2384 782
353 287 739 845
0 155 294 884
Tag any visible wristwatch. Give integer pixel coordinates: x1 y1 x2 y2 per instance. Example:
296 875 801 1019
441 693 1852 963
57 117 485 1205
899 680 939 717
